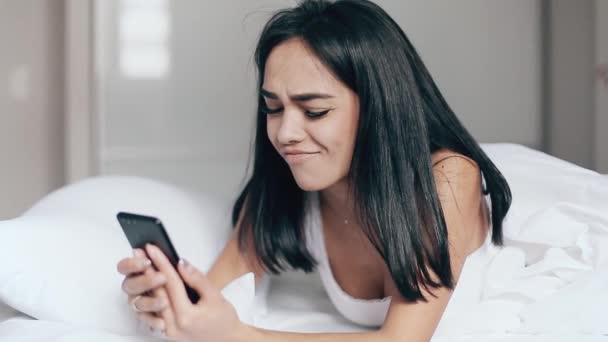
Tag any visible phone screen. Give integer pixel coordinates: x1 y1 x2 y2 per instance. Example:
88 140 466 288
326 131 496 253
117 211 200 304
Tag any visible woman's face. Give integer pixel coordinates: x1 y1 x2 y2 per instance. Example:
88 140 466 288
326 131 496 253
263 38 360 191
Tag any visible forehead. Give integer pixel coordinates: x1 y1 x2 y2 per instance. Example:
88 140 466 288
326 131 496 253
263 38 339 94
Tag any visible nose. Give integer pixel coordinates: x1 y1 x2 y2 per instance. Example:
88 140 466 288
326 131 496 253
276 109 306 145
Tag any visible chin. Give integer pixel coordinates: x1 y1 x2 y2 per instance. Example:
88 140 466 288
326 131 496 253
291 171 336 192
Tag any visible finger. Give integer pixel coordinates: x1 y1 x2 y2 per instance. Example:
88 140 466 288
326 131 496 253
116 251 152 275
145 244 191 313
178 258 218 302
153 286 178 337
116 256 151 275
126 264 157 309
122 271 167 296
133 248 146 257
136 311 166 331
129 293 170 313
141 259 160 297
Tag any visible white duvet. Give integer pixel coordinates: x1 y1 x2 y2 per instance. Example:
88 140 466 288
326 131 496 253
1 144 607 341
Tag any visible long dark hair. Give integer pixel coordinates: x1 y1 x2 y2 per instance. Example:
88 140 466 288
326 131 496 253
231 0 511 302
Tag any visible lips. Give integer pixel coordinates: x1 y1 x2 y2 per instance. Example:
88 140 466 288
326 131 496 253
282 148 317 154
283 152 319 164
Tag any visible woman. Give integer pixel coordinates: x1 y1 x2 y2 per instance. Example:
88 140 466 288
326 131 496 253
117 0 512 340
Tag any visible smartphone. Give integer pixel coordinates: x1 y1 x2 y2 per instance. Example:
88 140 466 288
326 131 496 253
117 211 200 304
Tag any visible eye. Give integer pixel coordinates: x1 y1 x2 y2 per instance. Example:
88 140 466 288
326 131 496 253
260 105 333 118
260 104 283 115
305 109 331 118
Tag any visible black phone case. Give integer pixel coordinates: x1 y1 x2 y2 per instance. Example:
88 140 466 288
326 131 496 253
117 211 200 304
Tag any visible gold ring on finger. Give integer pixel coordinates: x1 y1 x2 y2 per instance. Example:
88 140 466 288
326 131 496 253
130 295 143 313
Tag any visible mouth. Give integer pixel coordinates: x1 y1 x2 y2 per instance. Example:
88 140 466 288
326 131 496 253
283 152 320 165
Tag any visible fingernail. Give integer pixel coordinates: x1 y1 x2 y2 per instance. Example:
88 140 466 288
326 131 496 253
142 259 152 268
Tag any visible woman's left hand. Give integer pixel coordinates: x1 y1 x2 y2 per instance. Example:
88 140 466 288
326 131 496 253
139 243 243 342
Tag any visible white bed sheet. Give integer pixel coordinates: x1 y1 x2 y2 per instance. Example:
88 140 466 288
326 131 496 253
1 144 608 341
1 270 607 342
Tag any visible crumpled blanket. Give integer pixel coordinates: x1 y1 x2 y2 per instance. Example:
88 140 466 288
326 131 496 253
432 144 608 337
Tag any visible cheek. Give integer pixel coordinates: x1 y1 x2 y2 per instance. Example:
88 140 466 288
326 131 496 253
332 113 357 151
329 113 358 171
315 119 354 165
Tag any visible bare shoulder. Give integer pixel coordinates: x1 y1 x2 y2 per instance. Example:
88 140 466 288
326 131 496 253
430 148 487 257
431 149 481 194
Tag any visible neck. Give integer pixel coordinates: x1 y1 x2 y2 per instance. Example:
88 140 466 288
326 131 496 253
319 178 359 226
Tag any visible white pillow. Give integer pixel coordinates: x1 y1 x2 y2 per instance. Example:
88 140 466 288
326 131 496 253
25 175 234 276
0 175 254 335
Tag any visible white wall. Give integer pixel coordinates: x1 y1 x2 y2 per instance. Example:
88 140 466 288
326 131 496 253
65 0 96 183
596 0 608 173
0 1 65 219
95 0 542 202
376 0 541 148
546 0 596 170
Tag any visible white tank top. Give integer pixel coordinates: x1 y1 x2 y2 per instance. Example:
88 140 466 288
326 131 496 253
304 190 494 328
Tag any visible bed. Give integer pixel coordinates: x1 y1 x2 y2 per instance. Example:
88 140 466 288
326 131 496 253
1 143 607 341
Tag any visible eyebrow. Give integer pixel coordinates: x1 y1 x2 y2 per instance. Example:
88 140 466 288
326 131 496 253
260 88 334 102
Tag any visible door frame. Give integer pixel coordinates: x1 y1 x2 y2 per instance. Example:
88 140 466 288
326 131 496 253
65 0 98 183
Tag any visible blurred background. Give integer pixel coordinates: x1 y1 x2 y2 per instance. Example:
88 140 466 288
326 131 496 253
0 0 606 220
